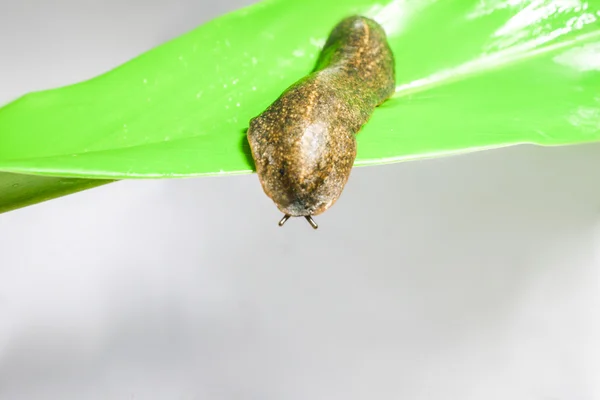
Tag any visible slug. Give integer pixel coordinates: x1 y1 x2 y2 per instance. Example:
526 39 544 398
247 15 395 229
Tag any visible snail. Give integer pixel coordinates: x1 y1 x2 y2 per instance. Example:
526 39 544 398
247 15 395 229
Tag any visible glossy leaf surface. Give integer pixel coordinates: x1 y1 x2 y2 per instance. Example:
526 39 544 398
0 0 599 211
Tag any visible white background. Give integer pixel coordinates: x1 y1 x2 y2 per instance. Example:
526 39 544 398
1 0 599 399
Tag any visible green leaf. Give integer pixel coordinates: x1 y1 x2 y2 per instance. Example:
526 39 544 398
0 173 112 214
1 0 599 213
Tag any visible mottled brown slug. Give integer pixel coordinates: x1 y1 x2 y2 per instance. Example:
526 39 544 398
247 15 395 229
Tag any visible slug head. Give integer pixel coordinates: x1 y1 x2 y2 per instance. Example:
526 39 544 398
248 105 357 221
247 80 358 226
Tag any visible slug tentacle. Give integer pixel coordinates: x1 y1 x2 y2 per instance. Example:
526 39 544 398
247 16 395 227
278 214 291 227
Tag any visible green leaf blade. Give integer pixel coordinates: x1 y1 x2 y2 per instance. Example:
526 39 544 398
0 0 599 211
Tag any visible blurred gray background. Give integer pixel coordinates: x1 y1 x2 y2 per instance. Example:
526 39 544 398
1 0 599 399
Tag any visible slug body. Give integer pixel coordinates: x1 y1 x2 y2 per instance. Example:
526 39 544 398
247 16 395 225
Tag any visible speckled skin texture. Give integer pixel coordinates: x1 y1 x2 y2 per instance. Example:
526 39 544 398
247 16 395 217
